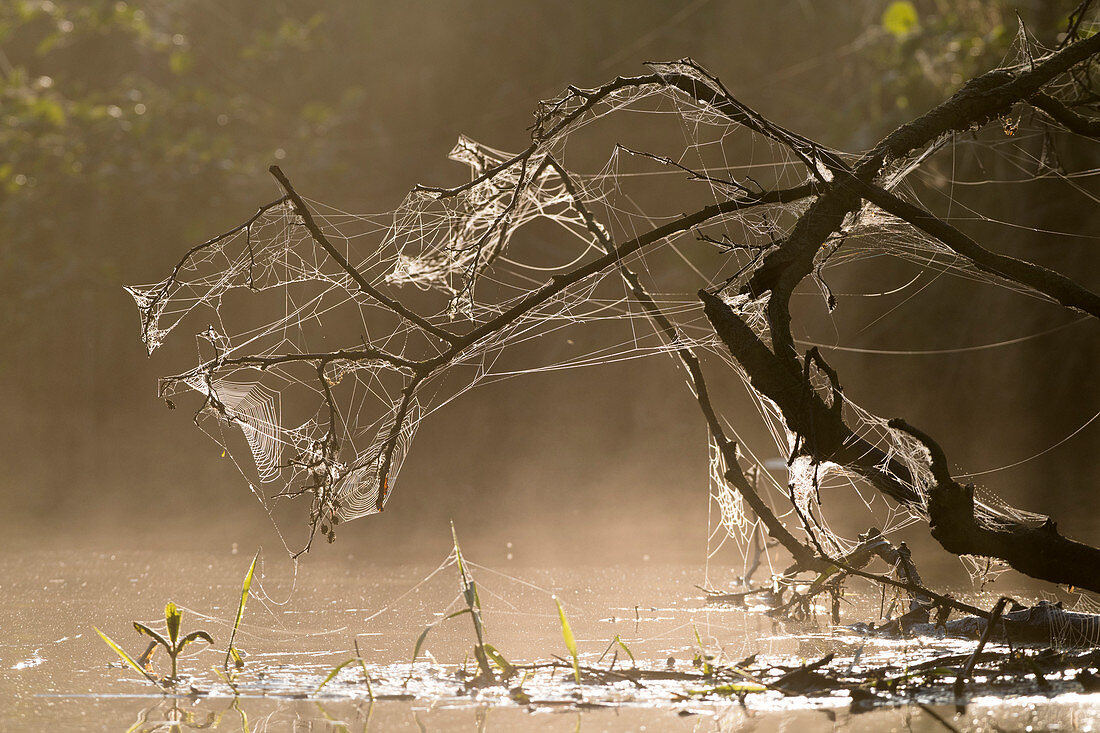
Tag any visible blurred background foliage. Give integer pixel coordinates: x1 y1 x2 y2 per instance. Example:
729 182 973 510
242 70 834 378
1 1 1095 568
0 0 1038 326
1 1 354 328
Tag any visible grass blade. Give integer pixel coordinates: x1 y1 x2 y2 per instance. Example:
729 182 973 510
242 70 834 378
450 520 466 579
315 658 356 694
615 635 636 667
692 623 713 676
466 581 486 643
233 699 250 733
410 606 473 668
411 626 433 666
451 523 493 680
358 658 375 701
211 665 239 695
353 639 375 702
689 681 767 696
94 626 160 686
225 549 259 671
554 597 580 684
482 643 516 678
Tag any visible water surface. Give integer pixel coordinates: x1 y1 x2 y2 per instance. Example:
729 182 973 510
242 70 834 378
3 549 1099 731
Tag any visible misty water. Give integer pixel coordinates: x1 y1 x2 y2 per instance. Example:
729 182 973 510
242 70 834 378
3 549 1099 732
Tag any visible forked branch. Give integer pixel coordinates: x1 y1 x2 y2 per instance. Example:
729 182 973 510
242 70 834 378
269 165 461 346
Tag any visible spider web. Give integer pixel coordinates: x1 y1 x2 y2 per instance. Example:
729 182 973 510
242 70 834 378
129 52 1098 574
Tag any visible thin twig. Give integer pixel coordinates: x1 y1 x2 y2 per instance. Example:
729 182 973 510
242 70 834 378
954 596 1013 697
269 165 461 345
138 196 288 347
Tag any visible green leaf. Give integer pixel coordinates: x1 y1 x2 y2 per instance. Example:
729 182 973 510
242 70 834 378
132 622 171 652
95 626 161 686
31 97 66 127
614 635 636 667
411 626 433 665
164 602 181 647
225 549 259 671
882 1 918 39
179 630 215 650
693 624 713 676
555 597 580 684
482 643 516 678
315 658 357 694
228 646 245 670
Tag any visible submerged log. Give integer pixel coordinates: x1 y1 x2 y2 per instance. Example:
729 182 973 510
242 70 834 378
852 600 1100 644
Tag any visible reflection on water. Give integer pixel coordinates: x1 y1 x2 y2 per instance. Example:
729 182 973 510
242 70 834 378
2 549 1099 731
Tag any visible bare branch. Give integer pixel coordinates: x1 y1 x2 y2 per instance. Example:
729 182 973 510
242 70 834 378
854 179 1100 319
1029 91 1100 136
374 377 421 513
743 31 1100 360
887 418 952 486
137 196 288 348
138 33 1100 577
646 58 847 177
888 418 1100 593
420 72 666 199
438 183 819 362
616 145 755 195
161 348 421 389
700 288 924 505
1059 0 1098 49
269 165 461 345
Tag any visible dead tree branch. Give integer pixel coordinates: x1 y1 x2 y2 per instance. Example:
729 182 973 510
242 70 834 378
140 25 1100 582
269 165 461 346
1029 91 1100 136
703 282 1100 593
135 196 288 350
852 178 1100 320
891 419 1100 592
